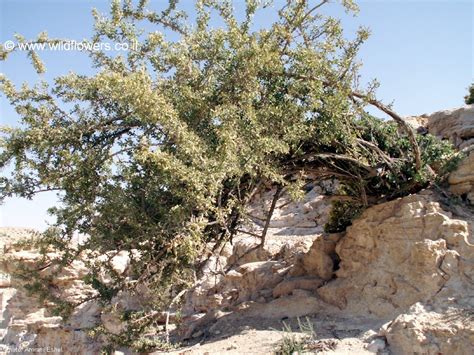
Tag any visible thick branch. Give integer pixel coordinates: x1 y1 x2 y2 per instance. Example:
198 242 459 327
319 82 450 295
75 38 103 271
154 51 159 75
356 138 394 167
235 228 262 239
300 152 376 174
351 92 421 171
286 72 422 172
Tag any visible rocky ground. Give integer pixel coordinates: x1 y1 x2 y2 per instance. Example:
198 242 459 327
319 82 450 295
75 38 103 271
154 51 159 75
159 315 384 354
1 106 473 354
166 189 473 355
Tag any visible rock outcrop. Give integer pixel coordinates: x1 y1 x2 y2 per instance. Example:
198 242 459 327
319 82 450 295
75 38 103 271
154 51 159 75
182 182 337 320
316 191 474 353
0 230 148 354
427 106 474 204
180 190 473 353
1 231 101 353
407 105 474 204
425 105 474 149
449 146 474 204
317 192 473 317
181 182 473 353
384 302 474 354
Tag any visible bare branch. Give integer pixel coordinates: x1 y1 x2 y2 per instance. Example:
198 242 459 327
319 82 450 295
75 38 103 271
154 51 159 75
260 185 283 247
300 152 377 175
351 92 422 171
356 138 394 167
235 228 262 239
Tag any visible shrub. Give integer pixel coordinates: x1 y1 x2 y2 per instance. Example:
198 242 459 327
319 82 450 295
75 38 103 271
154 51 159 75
0 0 458 346
465 83 474 105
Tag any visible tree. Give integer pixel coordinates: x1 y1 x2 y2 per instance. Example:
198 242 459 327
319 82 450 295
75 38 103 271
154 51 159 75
0 0 456 348
465 82 474 104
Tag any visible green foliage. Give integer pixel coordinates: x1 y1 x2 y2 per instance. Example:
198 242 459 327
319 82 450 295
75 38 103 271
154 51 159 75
418 134 462 179
131 337 180 352
10 263 76 318
324 115 458 233
82 273 118 302
88 312 178 353
465 83 474 105
325 200 363 233
274 317 316 355
275 334 306 355
0 0 459 344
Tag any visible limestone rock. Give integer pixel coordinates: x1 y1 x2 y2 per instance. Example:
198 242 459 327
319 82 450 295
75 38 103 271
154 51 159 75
272 276 324 298
183 183 335 316
366 337 387 353
245 182 335 237
385 302 474 355
244 294 329 319
449 147 474 204
317 192 473 318
404 115 428 131
0 229 149 353
409 106 474 204
0 231 103 353
183 260 290 315
290 233 343 280
425 105 474 149
227 235 313 266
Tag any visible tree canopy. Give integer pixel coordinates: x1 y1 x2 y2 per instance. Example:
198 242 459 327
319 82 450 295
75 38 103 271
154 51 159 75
0 0 457 348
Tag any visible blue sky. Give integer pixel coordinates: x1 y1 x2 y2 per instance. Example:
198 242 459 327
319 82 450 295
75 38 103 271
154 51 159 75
0 0 473 230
